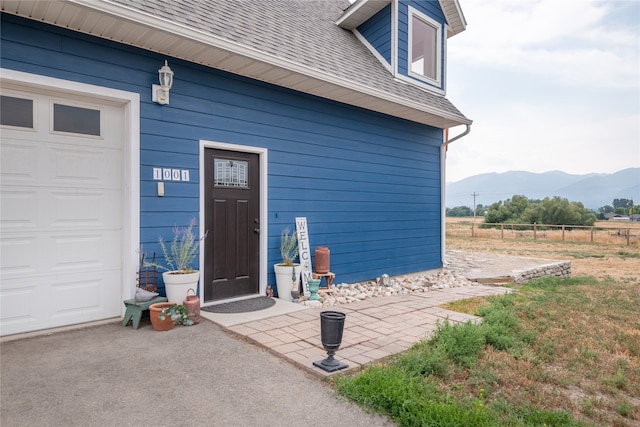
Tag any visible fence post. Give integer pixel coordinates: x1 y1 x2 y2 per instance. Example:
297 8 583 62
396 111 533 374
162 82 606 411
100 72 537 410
534 222 537 240
590 227 594 243
501 224 504 239
562 225 565 241
471 222 475 238
627 228 630 246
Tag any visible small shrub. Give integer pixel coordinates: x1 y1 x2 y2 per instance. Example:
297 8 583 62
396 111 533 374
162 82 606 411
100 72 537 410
431 320 486 368
616 401 632 417
396 344 450 378
602 366 627 391
478 298 526 353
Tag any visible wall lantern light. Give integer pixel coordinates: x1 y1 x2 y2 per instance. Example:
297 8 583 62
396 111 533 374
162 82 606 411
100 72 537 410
152 60 174 105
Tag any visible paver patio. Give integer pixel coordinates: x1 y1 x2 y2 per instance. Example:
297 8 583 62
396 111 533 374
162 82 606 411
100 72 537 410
209 285 512 377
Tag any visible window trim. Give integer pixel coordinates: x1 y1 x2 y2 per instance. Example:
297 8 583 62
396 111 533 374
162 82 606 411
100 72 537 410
407 6 442 87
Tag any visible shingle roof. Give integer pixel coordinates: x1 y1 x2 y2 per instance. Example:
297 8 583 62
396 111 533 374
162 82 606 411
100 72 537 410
2 0 471 128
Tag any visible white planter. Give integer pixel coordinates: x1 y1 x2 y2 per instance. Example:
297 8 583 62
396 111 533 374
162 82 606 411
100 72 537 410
162 271 200 304
273 263 301 302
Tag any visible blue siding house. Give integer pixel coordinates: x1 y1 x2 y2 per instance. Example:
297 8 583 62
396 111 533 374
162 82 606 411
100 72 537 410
0 0 471 335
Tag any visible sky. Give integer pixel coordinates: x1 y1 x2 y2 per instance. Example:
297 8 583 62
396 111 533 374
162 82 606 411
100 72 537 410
445 0 640 183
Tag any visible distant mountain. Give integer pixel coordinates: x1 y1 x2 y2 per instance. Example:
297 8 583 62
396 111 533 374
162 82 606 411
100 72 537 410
445 168 640 210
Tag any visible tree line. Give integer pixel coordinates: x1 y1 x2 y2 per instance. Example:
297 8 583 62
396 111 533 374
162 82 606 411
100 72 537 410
596 198 638 218
446 196 638 226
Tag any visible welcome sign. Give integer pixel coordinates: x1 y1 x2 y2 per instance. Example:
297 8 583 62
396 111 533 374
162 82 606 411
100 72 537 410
295 217 312 296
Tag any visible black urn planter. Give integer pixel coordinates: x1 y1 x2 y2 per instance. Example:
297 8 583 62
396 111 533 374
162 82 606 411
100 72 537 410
313 311 348 372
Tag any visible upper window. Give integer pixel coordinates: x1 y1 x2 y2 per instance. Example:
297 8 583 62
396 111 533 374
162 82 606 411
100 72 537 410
53 103 101 136
408 7 442 86
1 95 34 128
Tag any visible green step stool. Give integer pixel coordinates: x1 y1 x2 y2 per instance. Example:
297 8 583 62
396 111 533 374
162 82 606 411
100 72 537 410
122 296 168 329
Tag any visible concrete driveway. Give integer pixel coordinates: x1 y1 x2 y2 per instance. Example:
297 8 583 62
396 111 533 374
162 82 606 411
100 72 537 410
1 320 392 427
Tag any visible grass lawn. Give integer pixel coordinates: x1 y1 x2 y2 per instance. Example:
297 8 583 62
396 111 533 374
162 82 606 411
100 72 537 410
333 276 639 426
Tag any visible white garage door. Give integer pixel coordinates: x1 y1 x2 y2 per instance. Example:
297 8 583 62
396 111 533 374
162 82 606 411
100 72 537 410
1 85 125 336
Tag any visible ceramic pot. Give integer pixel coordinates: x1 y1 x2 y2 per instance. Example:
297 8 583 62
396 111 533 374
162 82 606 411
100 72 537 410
308 278 321 301
149 302 175 331
183 288 200 324
162 271 200 303
273 263 301 302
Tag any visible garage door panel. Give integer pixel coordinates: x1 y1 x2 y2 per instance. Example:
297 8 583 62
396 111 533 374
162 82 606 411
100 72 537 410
0 236 38 276
50 189 121 228
0 189 38 229
51 231 121 271
0 284 38 327
50 271 121 320
52 276 113 314
0 142 38 182
50 146 122 188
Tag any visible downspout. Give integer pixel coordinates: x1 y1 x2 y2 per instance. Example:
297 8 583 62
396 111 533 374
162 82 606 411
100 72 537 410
443 123 471 147
440 124 471 266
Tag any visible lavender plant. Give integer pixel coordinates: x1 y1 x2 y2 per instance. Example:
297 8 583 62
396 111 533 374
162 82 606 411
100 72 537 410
157 218 208 273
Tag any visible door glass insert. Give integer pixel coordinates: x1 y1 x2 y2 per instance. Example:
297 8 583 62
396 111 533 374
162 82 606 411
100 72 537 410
53 103 101 136
214 158 249 187
1 95 34 128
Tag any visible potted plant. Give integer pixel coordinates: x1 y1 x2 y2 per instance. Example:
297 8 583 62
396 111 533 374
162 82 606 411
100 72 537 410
149 302 194 331
150 218 207 303
273 227 301 302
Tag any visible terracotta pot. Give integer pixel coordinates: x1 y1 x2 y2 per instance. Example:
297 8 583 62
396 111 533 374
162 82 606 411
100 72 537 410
314 246 330 274
149 302 175 331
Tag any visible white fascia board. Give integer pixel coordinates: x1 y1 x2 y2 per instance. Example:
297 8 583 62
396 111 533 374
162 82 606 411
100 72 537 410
439 0 467 37
452 0 468 29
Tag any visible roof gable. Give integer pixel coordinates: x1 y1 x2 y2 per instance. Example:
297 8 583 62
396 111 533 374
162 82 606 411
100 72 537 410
0 0 470 129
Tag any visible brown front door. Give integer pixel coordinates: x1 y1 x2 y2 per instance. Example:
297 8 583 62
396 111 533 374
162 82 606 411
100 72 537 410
204 148 260 302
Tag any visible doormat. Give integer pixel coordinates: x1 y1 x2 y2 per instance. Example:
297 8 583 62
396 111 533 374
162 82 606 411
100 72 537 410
201 297 276 314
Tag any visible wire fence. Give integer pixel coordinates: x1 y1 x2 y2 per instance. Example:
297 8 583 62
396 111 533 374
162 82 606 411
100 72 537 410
446 221 640 246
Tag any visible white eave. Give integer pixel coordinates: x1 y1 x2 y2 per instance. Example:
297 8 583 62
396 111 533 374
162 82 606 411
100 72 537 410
439 0 467 37
336 0 391 30
0 0 471 128
337 0 467 37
